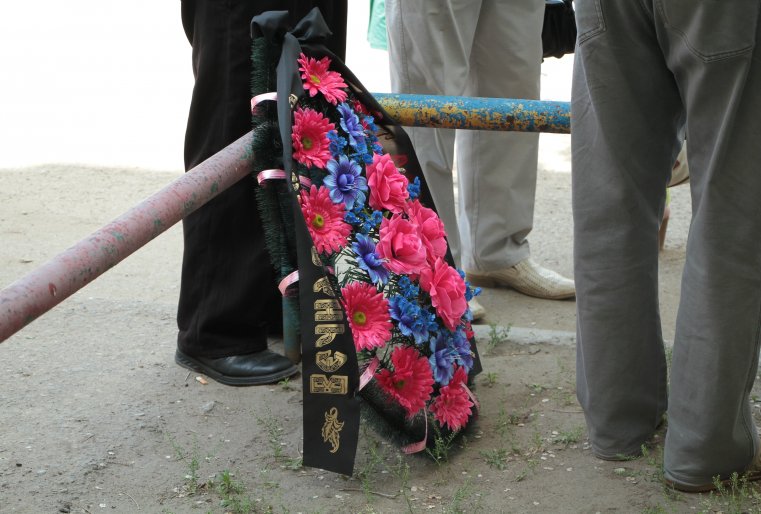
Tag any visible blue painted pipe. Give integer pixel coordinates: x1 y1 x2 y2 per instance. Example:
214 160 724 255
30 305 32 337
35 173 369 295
374 93 571 134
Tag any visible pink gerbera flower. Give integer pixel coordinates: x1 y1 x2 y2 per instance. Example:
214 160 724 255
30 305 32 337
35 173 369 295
341 282 392 352
297 53 348 105
292 107 335 168
429 366 473 431
376 346 434 417
300 185 351 255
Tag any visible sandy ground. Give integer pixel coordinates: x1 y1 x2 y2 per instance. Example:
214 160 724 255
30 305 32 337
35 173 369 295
3 2 760 514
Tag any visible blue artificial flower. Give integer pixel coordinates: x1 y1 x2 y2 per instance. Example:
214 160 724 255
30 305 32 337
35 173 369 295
344 210 361 225
429 333 456 385
389 295 431 345
457 269 482 301
352 233 389 285
407 176 421 200
327 130 347 156
396 276 420 301
337 103 368 154
452 327 474 373
324 155 367 210
348 204 383 235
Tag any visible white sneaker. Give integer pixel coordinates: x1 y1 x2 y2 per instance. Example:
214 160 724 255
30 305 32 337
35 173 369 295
468 298 486 321
466 258 575 300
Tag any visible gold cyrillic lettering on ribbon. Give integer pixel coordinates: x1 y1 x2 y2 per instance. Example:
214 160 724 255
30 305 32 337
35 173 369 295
311 246 321 266
313 277 335 297
310 374 348 395
315 299 343 322
315 323 344 347
321 407 344 454
316 350 347 373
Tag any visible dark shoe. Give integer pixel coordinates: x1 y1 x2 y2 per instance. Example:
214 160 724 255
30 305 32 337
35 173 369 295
175 348 298 386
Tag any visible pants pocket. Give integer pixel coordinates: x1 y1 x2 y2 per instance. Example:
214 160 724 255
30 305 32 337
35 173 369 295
658 0 760 61
576 0 606 46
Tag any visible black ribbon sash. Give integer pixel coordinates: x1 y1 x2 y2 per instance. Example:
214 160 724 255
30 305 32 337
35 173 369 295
252 9 360 476
251 8 482 476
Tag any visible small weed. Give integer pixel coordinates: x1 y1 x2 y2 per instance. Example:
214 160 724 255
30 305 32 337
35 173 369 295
481 448 509 470
486 323 511 353
483 371 498 387
357 436 385 503
185 454 201 494
277 376 297 391
391 456 414 513
551 426 584 447
425 426 458 465
699 472 761 514
445 478 483 513
256 410 288 462
527 383 547 395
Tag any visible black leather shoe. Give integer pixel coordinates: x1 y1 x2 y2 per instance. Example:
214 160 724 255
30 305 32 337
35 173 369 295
175 348 298 386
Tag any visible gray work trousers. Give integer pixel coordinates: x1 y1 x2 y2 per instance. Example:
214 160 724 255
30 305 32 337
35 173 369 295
386 0 544 271
572 0 761 487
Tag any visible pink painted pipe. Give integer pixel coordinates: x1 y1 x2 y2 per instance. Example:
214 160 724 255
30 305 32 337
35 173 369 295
0 132 254 343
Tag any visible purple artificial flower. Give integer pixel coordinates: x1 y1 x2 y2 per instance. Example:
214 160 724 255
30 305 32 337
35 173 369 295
429 333 456 385
452 328 474 373
352 233 389 285
337 102 368 153
324 155 367 210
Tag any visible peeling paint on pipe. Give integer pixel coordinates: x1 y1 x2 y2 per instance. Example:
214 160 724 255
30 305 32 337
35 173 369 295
0 131 254 343
374 93 571 134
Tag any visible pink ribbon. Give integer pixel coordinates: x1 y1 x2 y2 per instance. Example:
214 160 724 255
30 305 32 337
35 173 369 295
250 92 277 113
462 382 480 412
358 356 380 391
278 270 299 296
401 408 429 454
256 169 313 188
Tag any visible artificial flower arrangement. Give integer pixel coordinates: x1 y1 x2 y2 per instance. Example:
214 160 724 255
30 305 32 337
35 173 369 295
250 18 481 459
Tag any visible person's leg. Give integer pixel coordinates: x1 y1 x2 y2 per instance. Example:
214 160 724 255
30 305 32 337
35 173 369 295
457 0 543 272
659 1 761 488
177 0 346 383
458 0 574 300
385 0 481 268
572 0 679 458
179 0 281 360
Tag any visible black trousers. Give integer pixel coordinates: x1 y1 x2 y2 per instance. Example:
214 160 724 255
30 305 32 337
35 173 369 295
178 0 348 358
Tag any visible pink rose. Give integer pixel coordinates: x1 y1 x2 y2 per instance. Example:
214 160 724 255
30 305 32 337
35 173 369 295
376 214 427 276
420 257 467 331
367 153 409 213
406 199 447 266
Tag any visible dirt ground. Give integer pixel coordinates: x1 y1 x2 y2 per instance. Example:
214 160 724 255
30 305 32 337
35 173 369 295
5 160 761 514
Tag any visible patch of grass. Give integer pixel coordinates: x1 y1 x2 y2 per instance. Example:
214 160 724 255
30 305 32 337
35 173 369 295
216 470 255 514
486 323 511 353
551 426 584 447
481 448 509 470
255 408 303 471
390 456 414 513
482 371 498 387
356 435 385 504
425 426 458 465
277 376 297 391
698 472 761 514
443 478 483 514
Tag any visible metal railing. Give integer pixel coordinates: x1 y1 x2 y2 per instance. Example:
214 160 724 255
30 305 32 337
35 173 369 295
0 95 570 346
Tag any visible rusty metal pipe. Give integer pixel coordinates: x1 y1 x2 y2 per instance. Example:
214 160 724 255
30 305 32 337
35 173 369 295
0 131 254 343
374 93 571 134
0 94 571 347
